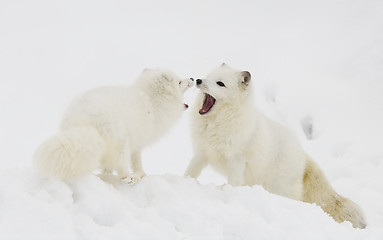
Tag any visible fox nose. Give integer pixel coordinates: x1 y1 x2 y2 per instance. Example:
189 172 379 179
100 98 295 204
196 79 202 85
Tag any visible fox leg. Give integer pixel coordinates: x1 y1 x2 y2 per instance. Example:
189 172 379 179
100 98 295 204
227 156 246 186
130 151 146 179
184 154 208 178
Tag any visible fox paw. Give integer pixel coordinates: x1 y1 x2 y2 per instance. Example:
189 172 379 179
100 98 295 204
121 172 146 184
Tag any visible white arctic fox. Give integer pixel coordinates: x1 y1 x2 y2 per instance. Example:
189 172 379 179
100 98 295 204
185 64 366 228
34 69 194 182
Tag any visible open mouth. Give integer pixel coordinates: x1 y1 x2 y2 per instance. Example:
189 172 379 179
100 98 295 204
199 93 216 115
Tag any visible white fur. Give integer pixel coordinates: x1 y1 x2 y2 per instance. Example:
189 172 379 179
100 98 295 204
34 69 193 181
185 64 366 228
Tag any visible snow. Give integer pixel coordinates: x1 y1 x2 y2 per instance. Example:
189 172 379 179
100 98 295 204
1 0 383 239
0 171 372 240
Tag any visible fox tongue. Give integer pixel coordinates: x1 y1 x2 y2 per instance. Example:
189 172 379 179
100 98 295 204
199 94 216 115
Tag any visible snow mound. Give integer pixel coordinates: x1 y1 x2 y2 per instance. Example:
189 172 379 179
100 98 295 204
1 169 379 240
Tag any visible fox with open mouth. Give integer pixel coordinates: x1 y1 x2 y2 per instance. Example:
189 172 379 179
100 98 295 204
185 63 366 229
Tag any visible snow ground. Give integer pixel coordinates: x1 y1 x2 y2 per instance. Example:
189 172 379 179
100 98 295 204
1 0 383 239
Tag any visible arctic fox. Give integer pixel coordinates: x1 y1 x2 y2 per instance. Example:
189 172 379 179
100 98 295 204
185 64 366 228
34 69 194 182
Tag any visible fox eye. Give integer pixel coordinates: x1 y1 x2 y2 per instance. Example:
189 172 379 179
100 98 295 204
179 81 182 85
216 81 226 87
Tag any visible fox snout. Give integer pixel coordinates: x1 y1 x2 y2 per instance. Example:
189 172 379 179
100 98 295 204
196 79 202 85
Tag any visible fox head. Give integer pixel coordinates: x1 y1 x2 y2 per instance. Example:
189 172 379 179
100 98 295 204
195 64 252 115
137 68 194 110
139 68 194 94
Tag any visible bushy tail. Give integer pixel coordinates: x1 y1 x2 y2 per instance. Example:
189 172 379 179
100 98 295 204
302 156 366 228
33 126 106 180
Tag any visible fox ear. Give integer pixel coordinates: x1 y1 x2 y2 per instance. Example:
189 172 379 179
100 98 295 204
240 71 251 88
161 73 170 81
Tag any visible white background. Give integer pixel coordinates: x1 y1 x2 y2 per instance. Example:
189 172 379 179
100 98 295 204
1 0 382 239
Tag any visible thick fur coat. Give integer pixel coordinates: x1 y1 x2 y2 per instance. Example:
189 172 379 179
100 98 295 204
34 69 193 181
185 64 366 228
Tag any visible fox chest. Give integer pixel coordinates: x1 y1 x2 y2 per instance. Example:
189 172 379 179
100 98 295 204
196 118 248 155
